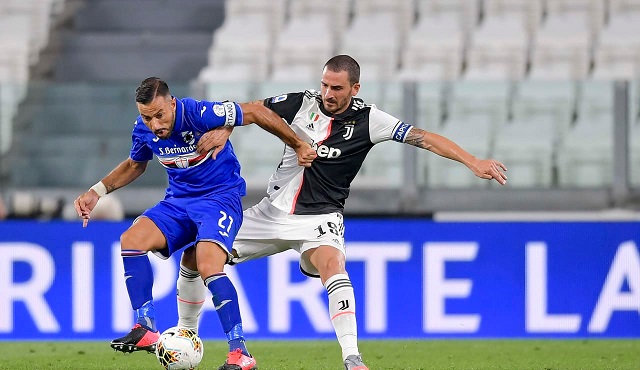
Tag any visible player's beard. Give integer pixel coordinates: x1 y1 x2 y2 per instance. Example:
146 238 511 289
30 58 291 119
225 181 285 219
154 111 176 139
323 98 346 114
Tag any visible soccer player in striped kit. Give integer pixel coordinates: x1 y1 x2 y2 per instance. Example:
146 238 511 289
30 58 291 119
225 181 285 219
176 55 508 369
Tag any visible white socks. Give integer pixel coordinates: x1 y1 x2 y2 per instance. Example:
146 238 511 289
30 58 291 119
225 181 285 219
325 273 359 360
176 265 206 333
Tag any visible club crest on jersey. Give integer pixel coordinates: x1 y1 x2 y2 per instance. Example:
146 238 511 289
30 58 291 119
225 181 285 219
182 131 195 145
343 122 355 140
174 157 189 169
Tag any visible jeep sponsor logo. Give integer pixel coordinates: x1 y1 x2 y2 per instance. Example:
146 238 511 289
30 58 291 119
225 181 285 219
312 142 341 158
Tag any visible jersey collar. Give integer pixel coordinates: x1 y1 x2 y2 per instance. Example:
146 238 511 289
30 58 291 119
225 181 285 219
173 97 185 132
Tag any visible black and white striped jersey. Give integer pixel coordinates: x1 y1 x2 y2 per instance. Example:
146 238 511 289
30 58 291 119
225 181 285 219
263 90 413 215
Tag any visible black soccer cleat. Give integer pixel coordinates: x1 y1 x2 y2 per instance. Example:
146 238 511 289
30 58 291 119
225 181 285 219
110 323 159 354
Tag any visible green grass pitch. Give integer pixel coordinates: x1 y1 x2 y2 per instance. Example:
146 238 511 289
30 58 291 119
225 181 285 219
1 339 638 370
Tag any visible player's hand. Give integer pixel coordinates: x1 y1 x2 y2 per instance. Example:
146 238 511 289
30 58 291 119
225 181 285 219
293 141 317 167
74 190 100 227
472 158 508 185
197 127 233 159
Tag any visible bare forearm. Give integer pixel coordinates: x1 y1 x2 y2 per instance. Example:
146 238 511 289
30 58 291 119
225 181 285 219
242 103 304 149
100 158 147 193
405 128 476 167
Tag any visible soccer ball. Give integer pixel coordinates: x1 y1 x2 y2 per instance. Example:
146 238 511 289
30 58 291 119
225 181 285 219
155 327 204 370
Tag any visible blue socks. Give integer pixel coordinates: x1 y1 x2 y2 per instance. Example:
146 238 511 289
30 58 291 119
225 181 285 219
122 250 156 331
205 273 249 356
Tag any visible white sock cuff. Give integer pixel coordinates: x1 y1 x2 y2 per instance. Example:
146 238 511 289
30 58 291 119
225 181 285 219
324 273 352 295
179 265 200 280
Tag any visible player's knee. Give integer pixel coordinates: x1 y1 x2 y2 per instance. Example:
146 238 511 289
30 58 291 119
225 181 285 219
181 246 198 270
120 230 151 252
316 250 346 276
195 241 228 276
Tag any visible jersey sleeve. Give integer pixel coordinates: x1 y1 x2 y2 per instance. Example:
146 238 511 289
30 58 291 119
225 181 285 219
263 92 305 124
368 105 414 144
192 99 244 130
130 119 153 162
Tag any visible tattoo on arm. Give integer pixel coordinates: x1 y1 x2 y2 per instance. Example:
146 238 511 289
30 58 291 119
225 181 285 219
405 128 428 149
105 183 117 193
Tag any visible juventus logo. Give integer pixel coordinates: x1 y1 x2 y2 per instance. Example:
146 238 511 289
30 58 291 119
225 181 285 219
338 300 350 310
343 125 354 140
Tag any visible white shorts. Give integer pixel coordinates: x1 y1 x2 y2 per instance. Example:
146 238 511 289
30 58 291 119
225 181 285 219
232 198 345 277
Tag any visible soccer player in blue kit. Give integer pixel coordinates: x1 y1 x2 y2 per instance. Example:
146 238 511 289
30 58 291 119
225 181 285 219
74 77 316 370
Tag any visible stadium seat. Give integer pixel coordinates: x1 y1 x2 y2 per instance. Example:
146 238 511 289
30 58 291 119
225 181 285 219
224 0 287 42
353 0 415 42
423 115 492 188
288 0 351 44
556 120 613 188
351 141 404 189
609 0 640 15
202 14 271 82
420 81 509 188
592 14 640 80
630 121 640 186
511 80 578 143
529 14 592 80
397 14 464 81
340 13 401 81
482 0 543 34
229 124 286 191
545 0 606 35
417 0 480 34
270 15 334 84
556 81 614 188
492 118 556 188
464 16 529 81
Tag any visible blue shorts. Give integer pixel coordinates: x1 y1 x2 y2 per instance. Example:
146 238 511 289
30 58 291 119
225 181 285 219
141 192 243 260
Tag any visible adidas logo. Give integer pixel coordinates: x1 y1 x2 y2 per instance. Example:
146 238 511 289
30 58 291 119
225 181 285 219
306 122 314 130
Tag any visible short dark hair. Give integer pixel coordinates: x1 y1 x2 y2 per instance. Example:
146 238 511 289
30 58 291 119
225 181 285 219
324 55 360 85
135 77 170 104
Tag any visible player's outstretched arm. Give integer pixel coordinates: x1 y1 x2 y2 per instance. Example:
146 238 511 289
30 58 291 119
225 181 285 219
238 102 316 167
405 127 508 185
74 158 148 227
196 127 233 158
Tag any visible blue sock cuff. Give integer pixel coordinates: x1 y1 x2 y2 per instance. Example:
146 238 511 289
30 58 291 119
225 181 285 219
135 300 156 331
226 323 245 341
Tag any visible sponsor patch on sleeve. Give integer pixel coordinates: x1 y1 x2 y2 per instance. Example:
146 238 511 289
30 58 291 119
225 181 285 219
392 121 412 142
213 104 225 117
222 101 237 126
271 94 287 103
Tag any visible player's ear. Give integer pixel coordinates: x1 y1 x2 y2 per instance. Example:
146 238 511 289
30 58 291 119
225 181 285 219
352 82 360 96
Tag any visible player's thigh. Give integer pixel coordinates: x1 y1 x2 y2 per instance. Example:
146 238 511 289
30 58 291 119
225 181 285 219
296 212 346 278
121 216 168 252
232 239 291 264
142 199 197 259
186 192 243 256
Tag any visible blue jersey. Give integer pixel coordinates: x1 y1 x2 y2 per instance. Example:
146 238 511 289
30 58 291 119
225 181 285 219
129 97 246 198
